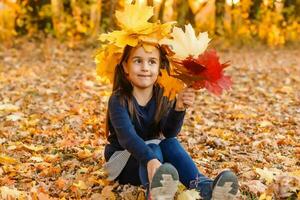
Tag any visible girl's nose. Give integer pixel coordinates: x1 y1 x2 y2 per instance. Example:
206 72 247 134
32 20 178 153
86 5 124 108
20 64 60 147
141 62 150 71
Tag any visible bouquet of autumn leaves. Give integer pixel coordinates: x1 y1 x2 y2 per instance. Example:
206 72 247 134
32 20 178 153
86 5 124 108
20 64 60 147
157 24 232 99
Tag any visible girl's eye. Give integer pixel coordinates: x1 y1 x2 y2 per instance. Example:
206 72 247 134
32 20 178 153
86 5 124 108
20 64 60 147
149 60 157 65
133 59 142 64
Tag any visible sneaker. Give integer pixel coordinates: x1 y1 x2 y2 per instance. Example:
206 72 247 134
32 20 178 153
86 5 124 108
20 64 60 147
149 163 179 200
211 170 239 200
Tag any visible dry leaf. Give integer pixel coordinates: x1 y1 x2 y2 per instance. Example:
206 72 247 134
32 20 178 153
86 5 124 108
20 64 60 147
23 144 44 152
77 148 93 160
0 186 27 199
0 154 17 164
243 180 267 194
73 180 88 190
259 192 273 200
100 185 116 200
0 104 19 112
30 156 44 162
255 168 281 184
177 189 200 200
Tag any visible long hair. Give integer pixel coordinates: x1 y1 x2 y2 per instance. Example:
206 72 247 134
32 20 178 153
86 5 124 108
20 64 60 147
105 45 173 138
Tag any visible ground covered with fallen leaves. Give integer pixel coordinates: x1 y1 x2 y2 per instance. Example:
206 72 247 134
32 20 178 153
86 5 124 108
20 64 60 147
0 38 299 199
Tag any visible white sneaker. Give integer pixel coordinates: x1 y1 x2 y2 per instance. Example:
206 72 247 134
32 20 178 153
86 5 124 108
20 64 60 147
149 163 179 200
211 170 239 200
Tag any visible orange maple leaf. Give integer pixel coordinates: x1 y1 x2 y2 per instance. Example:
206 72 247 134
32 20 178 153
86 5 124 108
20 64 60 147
157 69 184 100
55 177 67 190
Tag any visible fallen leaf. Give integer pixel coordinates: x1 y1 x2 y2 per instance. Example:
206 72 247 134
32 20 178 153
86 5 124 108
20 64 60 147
0 154 17 165
30 156 44 162
23 144 44 152
177 189 200 200
0 104 19 112
259 121 273 128
259 192 273 200
73 180 88 190
255 168 281 184
243 180 267 194
77 148 93 160
0 186 27 199
100 185 116 200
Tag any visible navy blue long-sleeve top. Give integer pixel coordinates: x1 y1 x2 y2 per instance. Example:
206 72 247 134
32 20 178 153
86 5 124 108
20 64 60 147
104 90 186 165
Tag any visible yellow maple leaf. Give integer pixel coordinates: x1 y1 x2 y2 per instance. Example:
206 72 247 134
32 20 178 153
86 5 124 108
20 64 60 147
139 21 176 44
0 154 17 165
259 192 273 200
100 31 139 48
99 2 174 49
22 144 44 152
99 3 157 49
160 24 211 60
157 69 184 100
77 148 93 160
116 2 154 33
255 167 281 184
95 45 122 83
259 120 273 128
143 43 158 53
73 180 88 190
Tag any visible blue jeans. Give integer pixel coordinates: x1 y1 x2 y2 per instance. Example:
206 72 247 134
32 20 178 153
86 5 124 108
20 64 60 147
116 138 213 199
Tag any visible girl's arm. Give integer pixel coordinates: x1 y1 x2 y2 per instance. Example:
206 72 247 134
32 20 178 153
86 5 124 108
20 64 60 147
109 95 157 165
160 87 195 138
159 102 186 138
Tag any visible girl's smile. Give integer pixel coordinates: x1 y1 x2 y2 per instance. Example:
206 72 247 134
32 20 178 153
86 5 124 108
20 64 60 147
137 74 152 78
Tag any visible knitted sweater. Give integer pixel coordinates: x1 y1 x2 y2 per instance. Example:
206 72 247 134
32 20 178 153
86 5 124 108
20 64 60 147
104 89 186 166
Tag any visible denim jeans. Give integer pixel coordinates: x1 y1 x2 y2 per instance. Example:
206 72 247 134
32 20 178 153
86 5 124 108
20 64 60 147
116 137 213 199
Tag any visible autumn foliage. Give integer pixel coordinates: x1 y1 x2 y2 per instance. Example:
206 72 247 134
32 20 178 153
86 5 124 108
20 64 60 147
0 0 300 47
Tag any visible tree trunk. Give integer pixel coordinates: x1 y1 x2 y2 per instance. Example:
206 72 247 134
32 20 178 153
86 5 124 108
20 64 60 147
177 0 194 27
0 1 18 44
90 0 102 37
194 0 216 33
51 0 64 38
158 0 166 21
109 0 118 31
224 2 232 35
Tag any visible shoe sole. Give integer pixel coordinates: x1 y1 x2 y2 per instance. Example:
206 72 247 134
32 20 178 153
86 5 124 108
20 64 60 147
212 171 239 200
150 163 179 200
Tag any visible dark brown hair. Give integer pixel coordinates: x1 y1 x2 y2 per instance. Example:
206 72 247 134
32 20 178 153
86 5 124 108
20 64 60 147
105 45 173 138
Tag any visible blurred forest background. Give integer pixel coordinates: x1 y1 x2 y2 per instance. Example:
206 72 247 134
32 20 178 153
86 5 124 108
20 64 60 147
1 0 300 47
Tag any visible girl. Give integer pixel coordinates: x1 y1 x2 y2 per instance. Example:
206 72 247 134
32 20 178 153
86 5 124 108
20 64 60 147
103 44 238 200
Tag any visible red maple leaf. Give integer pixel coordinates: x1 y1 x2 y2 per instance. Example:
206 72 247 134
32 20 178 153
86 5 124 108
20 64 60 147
180 50 232 95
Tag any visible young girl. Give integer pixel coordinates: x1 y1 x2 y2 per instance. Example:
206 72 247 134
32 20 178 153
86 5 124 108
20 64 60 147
103 43 239 200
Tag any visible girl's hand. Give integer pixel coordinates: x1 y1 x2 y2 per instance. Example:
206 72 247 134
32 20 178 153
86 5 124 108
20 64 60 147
175 87 196 111
147 159 162 183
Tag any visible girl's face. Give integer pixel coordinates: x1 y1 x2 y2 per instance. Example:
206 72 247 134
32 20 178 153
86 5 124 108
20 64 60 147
123 45 160 90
